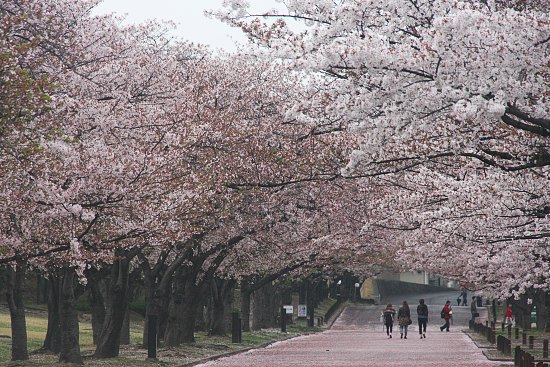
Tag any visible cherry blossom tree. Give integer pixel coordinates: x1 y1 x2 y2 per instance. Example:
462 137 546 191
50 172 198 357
215 0 549 299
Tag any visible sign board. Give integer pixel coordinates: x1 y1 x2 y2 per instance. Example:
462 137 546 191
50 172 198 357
283 305 293 314
297 304 307 317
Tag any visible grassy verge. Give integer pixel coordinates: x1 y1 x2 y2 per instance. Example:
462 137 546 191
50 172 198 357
0 304 324 366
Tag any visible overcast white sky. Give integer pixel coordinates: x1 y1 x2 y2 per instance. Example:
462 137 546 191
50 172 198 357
93 1 282 51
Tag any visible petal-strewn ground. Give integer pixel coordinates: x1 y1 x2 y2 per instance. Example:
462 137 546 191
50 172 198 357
197 293 507 367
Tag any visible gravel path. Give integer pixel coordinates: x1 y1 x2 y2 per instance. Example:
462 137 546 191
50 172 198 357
196 295 505 367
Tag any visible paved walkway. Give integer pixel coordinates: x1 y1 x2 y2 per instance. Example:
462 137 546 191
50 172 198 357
197 293 505 367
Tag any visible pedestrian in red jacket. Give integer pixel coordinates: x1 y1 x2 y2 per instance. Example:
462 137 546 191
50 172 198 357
505 304 514 326
440 300 452 332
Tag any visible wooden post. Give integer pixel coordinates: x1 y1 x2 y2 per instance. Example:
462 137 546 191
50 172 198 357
523 332 527 345
280 307 286 333
147 314 157 360
505 337 512 355
514 345 521 366
528 335 534 350
543 339 548 358
232 311 242 343
515 327 519 340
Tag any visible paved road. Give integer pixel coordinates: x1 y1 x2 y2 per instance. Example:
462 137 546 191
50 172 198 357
197 292 502 367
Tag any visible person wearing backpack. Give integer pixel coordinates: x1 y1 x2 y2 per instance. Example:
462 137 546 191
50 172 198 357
383 304 396 338
417 299 429 339
440 300 452 332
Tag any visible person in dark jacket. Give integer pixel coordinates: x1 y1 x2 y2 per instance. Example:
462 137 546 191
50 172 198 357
383 304 396 338
440 300 452 332
398 301 411 339
471 296 478 323
417 299 428 339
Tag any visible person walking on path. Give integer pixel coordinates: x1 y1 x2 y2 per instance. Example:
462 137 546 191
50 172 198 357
461 291 468 306
440 300 452 332
398 301 411 339
417 299 428 339
505 304 514 326
383 304 396 338
471 296 478 324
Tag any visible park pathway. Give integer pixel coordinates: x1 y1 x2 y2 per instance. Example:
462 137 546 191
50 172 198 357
196 292 506 367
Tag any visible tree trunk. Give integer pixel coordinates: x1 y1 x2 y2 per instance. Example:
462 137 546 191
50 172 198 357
89 279 106 345
164 273 200 345
240 284 252 332
179 292 199 343
281 286 292 305
299 282 307 304
120 307 130 345
534 288 546 331
142 276 156 348
6 261 28 361
0 266 5 304
252 282 274 330
42 275 61 353
208 279 235 336
36 273 48 304
163 268 186 346
142 259 177 347
223 281 236 333
94 256 132 358
58 268 82 364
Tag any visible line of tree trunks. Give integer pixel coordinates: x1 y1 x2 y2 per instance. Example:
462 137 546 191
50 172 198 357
6 261 29 361
240 260 310 332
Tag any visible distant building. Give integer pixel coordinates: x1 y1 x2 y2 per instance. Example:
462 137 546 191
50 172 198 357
376 271 455 287
360 271 456 300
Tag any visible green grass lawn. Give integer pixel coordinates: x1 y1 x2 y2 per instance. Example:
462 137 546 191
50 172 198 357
0 307 144 365
0 304 321 366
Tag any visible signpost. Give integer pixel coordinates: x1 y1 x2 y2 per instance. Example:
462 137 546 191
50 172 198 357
298 305 307 318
